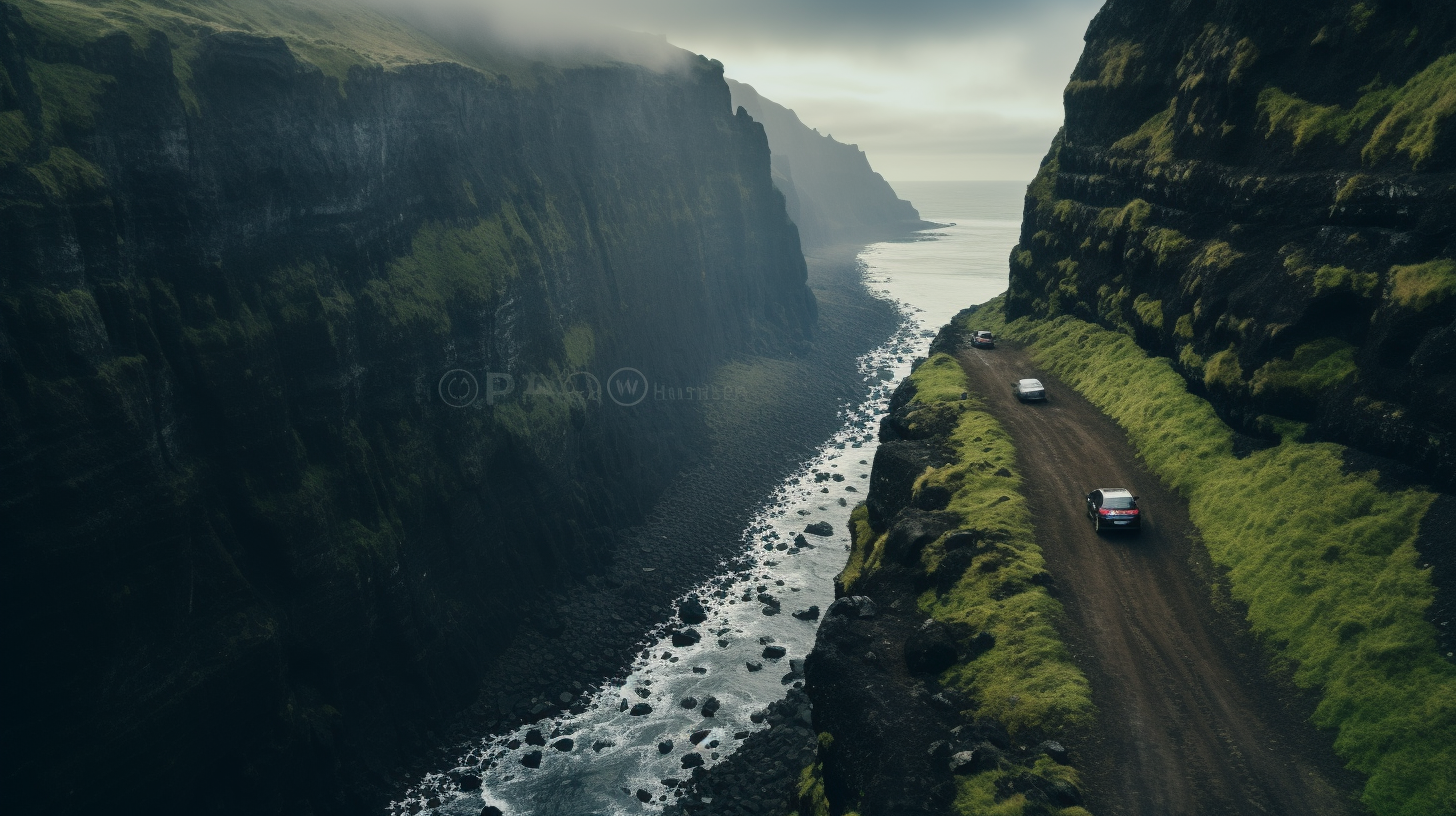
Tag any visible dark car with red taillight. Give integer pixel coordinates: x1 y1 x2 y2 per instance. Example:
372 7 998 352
1085 488 1141 533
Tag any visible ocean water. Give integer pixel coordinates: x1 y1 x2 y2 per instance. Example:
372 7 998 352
862 180 1026 328
388 181 1027 816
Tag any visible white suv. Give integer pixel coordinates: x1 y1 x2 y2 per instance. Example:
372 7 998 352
1014 379 1047 401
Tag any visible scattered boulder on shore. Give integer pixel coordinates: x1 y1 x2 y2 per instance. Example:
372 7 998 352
679 596 708 624
700 696 722 716
681 753 705 769
551 738 573 752
804 521 835 536
792 605 821 620
520 750 542 769
481 807 504 816
762 645 787 659
658 739 674 754
635 789 652 803
671 628 702 647
525 729 546 746
794 533 811 548
746 660 763 672
457 774 482 791
680 696 698 709
630 703 653 716
690 729 711 745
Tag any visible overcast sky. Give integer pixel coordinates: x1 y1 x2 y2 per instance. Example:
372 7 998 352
473 0 1106 182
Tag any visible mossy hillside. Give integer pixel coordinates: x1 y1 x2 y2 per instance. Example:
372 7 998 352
840 353 1093 816
7 57 112 198
361 213 525 339
983 303 1453 816
789 732 834 816
1256 53 1456 169
0 109 32 164
1250 338 1359 402
27 59 114 139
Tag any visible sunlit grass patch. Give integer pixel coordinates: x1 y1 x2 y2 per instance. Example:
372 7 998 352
1388 259 1456 311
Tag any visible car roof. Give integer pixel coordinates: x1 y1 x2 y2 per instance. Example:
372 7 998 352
1018 378 1042 386
1098 488 1133 497
976 330 993 336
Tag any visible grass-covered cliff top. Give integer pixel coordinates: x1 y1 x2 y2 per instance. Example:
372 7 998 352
8 0 694 107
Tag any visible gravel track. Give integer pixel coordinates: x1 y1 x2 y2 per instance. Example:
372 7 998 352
956 341 1365 816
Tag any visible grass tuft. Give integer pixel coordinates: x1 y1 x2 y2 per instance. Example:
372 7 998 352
1256 53 1456 169
1388 259 1456 311
1112 101 1176 163
1250 338 1359 398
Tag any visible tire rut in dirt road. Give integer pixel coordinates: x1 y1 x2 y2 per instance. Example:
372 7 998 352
955 342 1362 816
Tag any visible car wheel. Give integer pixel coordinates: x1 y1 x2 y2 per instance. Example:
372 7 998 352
1093 516 1102 533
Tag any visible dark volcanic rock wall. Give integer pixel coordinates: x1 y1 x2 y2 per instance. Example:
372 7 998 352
0 5 813 814
1008 0 1456 487
727 78 930 250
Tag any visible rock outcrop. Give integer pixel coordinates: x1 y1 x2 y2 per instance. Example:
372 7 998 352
727 78 932 250
0 1 819 813
1008 1 1456 487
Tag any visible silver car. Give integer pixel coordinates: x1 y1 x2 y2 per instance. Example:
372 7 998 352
1014 378 1047 401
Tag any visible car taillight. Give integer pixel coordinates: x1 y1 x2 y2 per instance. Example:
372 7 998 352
1128 508 1140 515
1098 508 1112 515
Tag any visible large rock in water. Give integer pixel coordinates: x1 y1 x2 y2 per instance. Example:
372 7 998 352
671 628 702 647
804 521 835 536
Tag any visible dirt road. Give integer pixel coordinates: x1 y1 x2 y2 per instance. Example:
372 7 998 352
956 342 1363 816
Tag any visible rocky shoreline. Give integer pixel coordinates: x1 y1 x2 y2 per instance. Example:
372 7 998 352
379 241 907 811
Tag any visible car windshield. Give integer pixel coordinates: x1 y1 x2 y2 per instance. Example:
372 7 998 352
1103 496 1135 509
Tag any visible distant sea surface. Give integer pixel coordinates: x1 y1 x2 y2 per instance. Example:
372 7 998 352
862 179 1028 330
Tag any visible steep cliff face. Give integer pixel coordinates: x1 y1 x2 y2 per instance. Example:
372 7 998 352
0 1 815 812
1008 0 1456 487
727 78 930 250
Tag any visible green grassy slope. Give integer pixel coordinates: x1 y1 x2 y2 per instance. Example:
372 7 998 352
972 296 1453 816
840 353 1094 816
